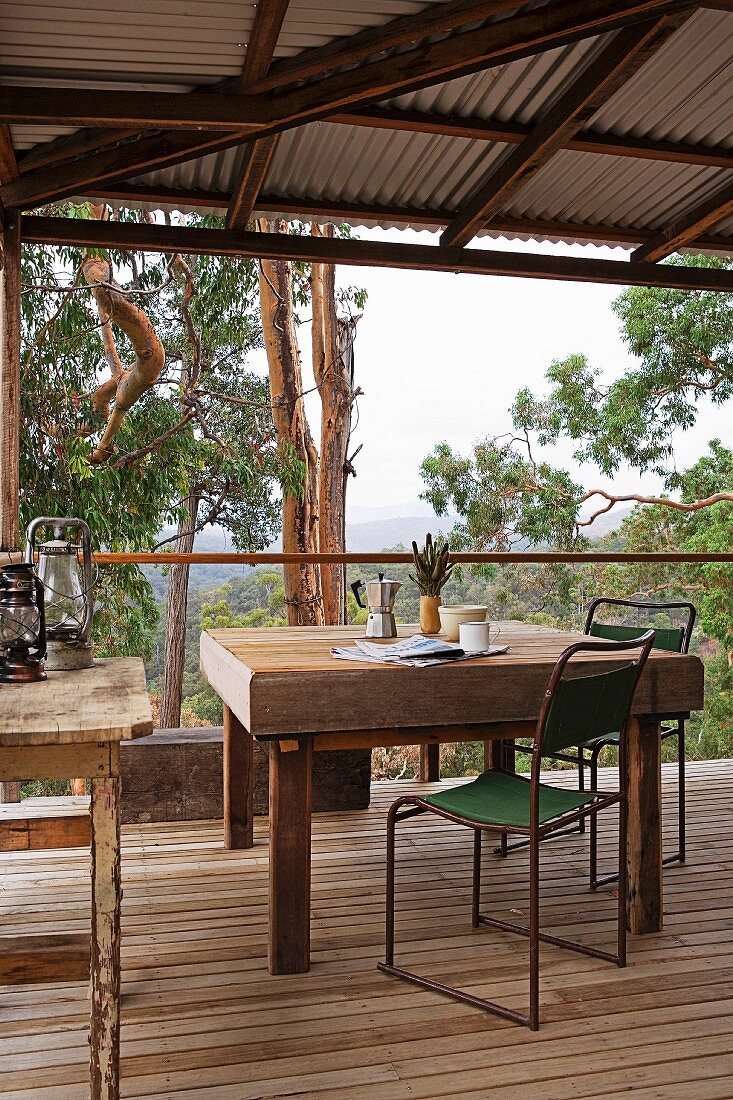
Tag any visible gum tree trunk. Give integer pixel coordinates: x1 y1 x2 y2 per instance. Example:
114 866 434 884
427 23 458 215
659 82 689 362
311 224 359 625
258 219 323 626
159 491 199 728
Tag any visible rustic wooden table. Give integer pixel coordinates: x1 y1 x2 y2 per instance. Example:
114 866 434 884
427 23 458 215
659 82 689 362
0 658 153 1100
200 622 704 976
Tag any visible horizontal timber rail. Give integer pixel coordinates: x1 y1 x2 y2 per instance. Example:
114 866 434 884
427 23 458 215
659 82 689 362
92 552 733 565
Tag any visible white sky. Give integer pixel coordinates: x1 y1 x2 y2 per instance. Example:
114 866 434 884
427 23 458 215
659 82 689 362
248 227 730 518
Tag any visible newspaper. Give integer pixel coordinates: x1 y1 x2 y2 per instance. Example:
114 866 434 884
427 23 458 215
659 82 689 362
330 634 509 667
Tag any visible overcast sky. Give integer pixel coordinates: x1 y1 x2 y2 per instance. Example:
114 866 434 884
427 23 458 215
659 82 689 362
249 227 729 519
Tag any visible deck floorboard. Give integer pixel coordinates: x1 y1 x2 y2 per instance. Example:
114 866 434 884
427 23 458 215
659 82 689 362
1 759 732 1098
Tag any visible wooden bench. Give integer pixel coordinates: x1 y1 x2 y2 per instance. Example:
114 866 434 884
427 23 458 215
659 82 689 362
0 795 91 851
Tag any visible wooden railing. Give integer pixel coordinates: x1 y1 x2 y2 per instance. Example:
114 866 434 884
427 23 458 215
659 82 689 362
92 551 733 565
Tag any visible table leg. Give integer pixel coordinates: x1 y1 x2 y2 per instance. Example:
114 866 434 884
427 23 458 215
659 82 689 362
419 743 440 782
626 717 663 934
223 705 254 849
268 738 312 974
90 774 121 1100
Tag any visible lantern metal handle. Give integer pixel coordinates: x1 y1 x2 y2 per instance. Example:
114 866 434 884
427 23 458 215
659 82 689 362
25 516 94 644
34 574 47 661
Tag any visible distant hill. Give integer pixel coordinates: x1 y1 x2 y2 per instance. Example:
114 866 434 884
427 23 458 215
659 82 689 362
146 502 632 602
345 515 457 553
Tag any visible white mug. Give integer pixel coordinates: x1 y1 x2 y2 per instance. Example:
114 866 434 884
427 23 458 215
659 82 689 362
459 620 493 651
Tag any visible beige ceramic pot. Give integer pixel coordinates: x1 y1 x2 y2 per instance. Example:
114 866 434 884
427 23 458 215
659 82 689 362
438 604 487 642
419 595 442 635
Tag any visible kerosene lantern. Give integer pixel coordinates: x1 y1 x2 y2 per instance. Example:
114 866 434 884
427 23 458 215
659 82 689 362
0 562 47 683
25 517 94 671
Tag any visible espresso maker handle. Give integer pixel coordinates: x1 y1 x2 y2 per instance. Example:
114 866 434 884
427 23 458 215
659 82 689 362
350 580 366 609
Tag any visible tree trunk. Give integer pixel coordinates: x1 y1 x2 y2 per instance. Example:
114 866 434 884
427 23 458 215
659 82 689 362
0 213 22 803
258 219 323 626
159 491 199 728
0 212 21 554
311 224 359 625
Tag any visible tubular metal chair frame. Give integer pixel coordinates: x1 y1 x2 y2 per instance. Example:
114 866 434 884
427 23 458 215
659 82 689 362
378 632 655 1031
499 597 696 883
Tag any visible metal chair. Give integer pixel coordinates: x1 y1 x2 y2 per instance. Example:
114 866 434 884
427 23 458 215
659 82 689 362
560 598 695 886
498 598 696 884
378 632 655 1031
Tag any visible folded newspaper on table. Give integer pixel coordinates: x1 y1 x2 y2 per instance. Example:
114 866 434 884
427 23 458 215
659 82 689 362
330 634 509 667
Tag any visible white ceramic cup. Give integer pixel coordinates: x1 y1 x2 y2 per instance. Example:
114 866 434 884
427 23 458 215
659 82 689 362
459 620 492 651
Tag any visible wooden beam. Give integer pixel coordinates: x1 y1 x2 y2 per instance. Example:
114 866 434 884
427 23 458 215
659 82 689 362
632 178 733 262
442 14 690 247
0 210 20 551
12 96 733 174
336 106 733 171
20 214 733 291
1 0 693 209
0 125 18 183
89 182 733 253
0 86 272 132
227 0 292 229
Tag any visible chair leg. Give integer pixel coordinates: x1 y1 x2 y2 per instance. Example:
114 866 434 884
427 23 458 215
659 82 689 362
678 724 686 863
472 830 482 928
529 828 540 1031
589 745 602 888
385 802 398 966
577 757 586 834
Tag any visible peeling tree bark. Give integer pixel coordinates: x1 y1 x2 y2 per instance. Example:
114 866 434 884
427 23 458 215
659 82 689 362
258 219 323 626
311 223 359 625
159 490 200 728
160 253 201 727
83 254 165 463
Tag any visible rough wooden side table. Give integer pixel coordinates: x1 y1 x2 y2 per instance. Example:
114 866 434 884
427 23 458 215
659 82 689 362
0 657 152 1100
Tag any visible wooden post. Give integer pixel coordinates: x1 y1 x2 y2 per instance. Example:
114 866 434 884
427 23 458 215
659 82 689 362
419 742 440 782
223 705 254 849
89 771 121 1100
625 717 663 934
0 210 21 806
484 736 505 771
268 737 312 974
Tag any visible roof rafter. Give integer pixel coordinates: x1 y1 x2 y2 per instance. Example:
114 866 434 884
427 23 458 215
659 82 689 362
441 12 692 247
88 181 733 252
0 0 695 210
0 125 18 184
632 178 733 261
336 106 733 170
21 214 733 292
226 0 292 230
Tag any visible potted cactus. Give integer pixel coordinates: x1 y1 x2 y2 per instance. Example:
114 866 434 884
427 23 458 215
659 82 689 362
411 533 453 634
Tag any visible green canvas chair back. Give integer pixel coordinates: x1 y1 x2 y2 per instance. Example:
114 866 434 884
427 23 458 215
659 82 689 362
588 621 683 653
584 597 695 654
537 632 656 758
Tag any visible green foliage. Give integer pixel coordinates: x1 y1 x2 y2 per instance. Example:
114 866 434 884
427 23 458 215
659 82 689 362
418 255 733 766
20 206 289 657
420 438 586 551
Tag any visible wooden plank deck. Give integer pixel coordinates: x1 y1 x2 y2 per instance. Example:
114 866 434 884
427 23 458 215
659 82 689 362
1 759 733 1099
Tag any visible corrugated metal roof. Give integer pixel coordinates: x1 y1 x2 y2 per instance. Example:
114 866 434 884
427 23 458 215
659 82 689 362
3 2 733 251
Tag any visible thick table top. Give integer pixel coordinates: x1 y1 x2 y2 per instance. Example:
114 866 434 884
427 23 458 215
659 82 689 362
0 657 153 747
201 623 704 738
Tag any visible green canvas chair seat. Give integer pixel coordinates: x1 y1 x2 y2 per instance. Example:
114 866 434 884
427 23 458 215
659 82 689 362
425 770 596 829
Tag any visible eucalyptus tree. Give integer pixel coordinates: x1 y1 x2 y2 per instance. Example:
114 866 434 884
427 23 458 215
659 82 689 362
421 254 733 652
